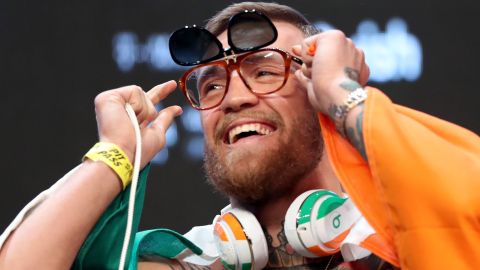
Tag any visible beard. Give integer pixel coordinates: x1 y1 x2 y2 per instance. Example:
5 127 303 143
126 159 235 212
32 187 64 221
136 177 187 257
203 108 323 205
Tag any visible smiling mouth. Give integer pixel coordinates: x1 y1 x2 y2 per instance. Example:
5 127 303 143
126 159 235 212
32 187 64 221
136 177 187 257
225 123 275 144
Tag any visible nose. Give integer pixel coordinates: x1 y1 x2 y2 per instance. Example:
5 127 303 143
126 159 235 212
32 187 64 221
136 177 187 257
219 70 259 112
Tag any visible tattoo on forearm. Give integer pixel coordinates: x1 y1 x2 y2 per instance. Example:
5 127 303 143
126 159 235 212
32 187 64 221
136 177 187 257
327 103 348 137
346 106 367 161
327 67 365 138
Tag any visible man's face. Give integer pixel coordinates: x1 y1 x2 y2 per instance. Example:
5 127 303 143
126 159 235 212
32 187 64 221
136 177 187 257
202 21 323 204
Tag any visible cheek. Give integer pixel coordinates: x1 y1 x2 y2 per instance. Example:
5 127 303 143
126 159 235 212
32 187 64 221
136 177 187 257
200 111 217 143
279 75 309 101
276 86 311 114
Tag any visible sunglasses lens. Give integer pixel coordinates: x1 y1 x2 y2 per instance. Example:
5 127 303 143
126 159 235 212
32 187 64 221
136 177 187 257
229 12 277 51
169 28 223 66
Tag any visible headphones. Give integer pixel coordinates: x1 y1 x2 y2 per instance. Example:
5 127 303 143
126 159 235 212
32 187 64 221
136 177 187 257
212 189 365 270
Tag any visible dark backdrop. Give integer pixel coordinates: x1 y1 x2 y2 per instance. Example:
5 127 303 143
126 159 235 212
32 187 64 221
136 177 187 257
1 0 478 234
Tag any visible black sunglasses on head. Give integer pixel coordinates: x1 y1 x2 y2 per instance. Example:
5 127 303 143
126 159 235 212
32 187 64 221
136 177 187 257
169 10 278 66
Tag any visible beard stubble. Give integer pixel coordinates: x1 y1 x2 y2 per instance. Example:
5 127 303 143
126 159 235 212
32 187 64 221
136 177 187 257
203 108 323 204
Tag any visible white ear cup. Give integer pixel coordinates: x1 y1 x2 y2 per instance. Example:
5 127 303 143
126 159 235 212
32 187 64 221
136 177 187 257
213 190 365 270
213 220 240 268
212 207 268 270
284 190 338 257
311 195 362 250
284 190 318 257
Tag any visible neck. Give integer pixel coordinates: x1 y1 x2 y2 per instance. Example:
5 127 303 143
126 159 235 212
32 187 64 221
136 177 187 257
239 151 341 228
230 152 343 268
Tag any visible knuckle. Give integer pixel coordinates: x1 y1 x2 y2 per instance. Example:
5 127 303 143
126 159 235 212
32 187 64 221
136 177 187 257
132 85 143 93
328 30 346 39
128 85 143 97
94 91 111 106
128 84 142 92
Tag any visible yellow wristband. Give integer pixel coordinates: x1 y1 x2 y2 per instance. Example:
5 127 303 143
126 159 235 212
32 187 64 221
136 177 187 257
84 142 133 190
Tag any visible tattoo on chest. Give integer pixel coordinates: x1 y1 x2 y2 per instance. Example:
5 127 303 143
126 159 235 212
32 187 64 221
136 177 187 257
261 221 399 270
263 221 339 269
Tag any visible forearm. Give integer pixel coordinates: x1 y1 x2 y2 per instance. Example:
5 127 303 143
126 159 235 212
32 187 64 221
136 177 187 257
0 82 181 269
0 160 122 269
324 69 367 161
344 104 366 160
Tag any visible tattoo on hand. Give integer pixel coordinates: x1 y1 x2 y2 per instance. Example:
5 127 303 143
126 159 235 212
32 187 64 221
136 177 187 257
345 67 359 81
340 67 362 92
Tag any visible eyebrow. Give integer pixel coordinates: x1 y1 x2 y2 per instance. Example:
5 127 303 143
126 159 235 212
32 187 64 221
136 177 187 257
196 65 224 79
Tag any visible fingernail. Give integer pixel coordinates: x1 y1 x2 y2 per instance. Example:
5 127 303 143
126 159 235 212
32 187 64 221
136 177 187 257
307 43 316 56
176 106 183 116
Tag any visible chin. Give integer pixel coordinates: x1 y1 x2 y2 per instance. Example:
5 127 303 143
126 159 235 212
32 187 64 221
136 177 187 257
204 109 323 204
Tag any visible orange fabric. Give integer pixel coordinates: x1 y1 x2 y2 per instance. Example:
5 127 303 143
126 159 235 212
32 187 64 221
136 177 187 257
361 234 398 265
319 87 480 269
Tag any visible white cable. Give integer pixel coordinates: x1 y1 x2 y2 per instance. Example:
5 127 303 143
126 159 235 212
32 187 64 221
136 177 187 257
118 103 142 270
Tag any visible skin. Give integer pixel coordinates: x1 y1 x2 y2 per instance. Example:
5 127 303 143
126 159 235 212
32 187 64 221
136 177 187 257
0 21 373 270
206 20 343 236
136 22 373 269
0 83 182 269
202 22 330 204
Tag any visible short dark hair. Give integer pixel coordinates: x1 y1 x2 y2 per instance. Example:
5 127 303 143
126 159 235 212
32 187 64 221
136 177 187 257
205 2 319 37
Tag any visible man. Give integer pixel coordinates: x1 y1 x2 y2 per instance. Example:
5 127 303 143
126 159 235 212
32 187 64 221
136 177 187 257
0 2 479 270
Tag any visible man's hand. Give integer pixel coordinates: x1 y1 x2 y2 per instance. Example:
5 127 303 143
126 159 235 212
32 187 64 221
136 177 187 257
292 30 369 114
292 30 370 160
0 81 183 269
94 80 182 167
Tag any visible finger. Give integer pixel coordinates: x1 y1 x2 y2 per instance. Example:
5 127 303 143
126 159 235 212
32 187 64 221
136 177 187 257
357 48 369 86
302 34 322 56
307 43 316 56
359 63 370 86
117 86 156 127
148 105 183 139
291 45 302 57
295 69 311 87
140 97 160 128
111 85 147 116
302 35 317 51
301 63 312 79
299 37 318 67
140 105 182 162
117 87 150 128
357 47 365 67
146 80 178 105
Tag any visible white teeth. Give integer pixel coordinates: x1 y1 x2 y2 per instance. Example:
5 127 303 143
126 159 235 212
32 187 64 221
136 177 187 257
228 123 273 144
